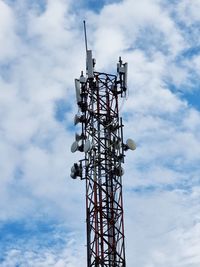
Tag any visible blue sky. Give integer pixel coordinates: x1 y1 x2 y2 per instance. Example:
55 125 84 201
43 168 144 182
0 0 200 266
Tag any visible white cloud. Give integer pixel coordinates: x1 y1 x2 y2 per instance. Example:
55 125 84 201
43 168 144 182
124 188 200 267
0 231 86 267
90 0 186 66
0 0 85 224
0 0 200 266
177 0 200 25
0 0 21 61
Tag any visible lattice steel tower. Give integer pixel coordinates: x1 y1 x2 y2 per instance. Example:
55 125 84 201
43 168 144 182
70 22 136 267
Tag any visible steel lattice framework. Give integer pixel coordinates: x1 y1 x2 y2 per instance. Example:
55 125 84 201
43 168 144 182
71 48 135 266
84 72 126 267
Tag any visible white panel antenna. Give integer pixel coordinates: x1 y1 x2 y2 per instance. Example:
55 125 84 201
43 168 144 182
117 58 128 92
80 72 86 83
87 50 94 78
84 139 91 153
84 20 94 79
124 63 128 90
75 79 81 103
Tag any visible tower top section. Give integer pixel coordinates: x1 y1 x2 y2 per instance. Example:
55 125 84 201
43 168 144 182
80 21 128 96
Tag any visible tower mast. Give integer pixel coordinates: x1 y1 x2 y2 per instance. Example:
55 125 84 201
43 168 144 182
70 22 136 267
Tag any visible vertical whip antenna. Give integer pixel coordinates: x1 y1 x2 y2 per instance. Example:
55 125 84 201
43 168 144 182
83 20 88 53
83 20 94 78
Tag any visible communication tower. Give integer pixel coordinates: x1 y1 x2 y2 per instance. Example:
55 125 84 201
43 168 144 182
70 22 136 267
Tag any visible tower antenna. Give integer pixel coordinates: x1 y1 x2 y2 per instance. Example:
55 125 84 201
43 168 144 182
71 23 135 266
83 20 88 52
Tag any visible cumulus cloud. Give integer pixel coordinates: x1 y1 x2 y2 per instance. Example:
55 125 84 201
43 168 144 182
0 0 86 225
0 1 20 61
0 0 200 266
176 0 200 25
